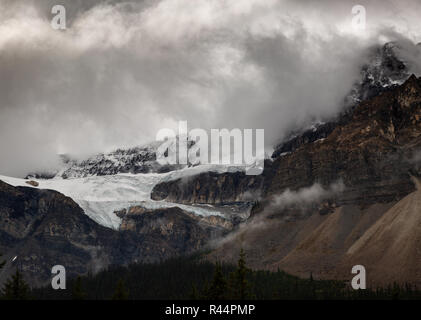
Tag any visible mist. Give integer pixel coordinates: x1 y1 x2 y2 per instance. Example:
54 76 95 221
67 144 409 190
1 0 421 176
269 181 345 210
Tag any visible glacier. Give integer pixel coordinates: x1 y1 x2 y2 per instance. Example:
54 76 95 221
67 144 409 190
0 164 242 230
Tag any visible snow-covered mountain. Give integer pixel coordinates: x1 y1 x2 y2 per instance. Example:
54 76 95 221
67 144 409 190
58 145 160 178
346 42 411 106
31 139 185 179
273 41 417 158
29 42 413 180
1 164 247 229
19 134 256 230
18 41 419 230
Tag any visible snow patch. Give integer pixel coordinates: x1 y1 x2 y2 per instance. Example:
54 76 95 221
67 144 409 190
0 164 239 230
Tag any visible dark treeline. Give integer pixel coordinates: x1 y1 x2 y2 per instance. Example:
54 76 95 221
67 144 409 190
28 251 421 300
1 251 420 300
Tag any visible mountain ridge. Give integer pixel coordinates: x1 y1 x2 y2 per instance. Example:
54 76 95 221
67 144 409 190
27 42 418 182
0 180 227 286
155 74 421 286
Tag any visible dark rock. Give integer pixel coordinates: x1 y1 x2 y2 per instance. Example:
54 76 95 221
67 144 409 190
152 161 275 204
151 75 421 209
272 42 412 160
25 180 39 187
0 181 226 286
267 74 421 206
272 122 337 158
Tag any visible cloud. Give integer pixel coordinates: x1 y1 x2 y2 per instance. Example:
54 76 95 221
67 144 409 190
209 180 345 249
1 0 421 176
269 180 345 210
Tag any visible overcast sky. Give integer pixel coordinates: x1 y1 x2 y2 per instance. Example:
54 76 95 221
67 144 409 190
1 0 421 176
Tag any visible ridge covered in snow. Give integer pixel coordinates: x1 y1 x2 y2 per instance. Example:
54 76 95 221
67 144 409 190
16 41 418 230
346 42 411 106
273 41 415 158
33 139 183 180
1 164 243 229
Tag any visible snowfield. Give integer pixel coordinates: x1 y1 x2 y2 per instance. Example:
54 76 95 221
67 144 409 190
0 164 242 230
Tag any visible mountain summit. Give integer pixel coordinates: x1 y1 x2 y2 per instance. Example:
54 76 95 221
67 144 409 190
153 74 421 287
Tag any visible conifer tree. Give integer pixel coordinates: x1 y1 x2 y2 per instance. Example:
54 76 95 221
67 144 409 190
189 283 199 300
206 262 227 300
112 279 129 300
71 276 86 300
0 253 5 270
227 270 237 299
2 269 30 300
200 279 209 300
234 249 251 300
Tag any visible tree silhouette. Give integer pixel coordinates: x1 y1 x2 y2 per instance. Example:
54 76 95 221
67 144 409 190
0 253 5 270
72 276 86 300
1 269 30 300
112 279 129 300
228 249 252 299
236 249 251 299
189 283 199 300
206 262 227 300
28 255 421 300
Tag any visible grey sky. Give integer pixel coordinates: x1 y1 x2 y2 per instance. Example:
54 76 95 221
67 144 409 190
0 0 421 176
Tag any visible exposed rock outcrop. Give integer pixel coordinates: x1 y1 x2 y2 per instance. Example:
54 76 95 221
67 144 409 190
211 183 421 287
272 42 412 160
6 43 421 288
151 168 273 204
0 181 225 286
153 75 421 208
267 74 421 206
154 75 421 286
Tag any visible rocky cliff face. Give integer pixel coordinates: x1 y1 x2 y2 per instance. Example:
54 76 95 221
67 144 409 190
271 122 338 158
6 42 421 288
153 75 421 208
34 43 414 181
0 181 226 286
152 43 421 207
28 138 200 179
151 75 421 286
350 42 410 103
267 75 421 206
211 75 421 286
272 42 412 159
54 145 180 179
0 180 110 286
151 169 272 204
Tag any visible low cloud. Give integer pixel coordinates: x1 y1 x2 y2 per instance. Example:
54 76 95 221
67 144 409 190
1 0 421 176
269 180 345 210
209 180 345 250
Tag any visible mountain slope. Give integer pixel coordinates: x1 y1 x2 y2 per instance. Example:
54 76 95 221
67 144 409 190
153 75 421 207
272 179 421 287
3 41 421 288
272 41 414 158
339 178 421 285
1 164 245 229
162 74 421 286
0 180 228 286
